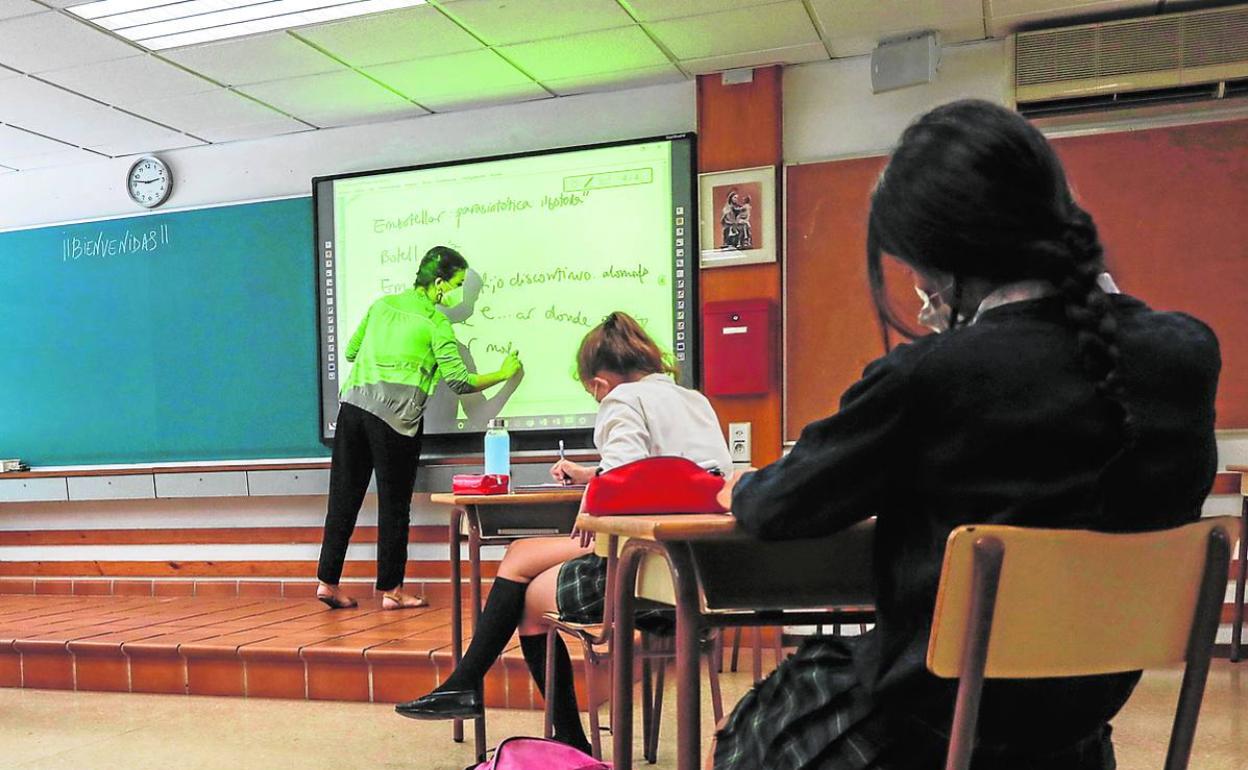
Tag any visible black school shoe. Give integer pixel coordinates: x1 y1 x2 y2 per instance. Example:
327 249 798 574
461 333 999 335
395 689 483 720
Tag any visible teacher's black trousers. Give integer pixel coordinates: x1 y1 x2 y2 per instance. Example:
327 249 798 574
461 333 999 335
317 402 423 592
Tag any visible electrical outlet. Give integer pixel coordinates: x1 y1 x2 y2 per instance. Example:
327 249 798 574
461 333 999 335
728 422 751 463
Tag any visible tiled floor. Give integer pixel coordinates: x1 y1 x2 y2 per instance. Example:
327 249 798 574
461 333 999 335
1 659 1246 769
0 595 555 709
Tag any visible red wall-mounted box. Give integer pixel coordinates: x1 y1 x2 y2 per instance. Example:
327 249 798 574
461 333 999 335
702 299 774 396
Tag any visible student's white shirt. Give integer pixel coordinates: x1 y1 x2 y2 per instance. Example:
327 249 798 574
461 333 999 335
593 373 732 473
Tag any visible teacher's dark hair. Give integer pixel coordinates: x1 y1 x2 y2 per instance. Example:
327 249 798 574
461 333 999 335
413 245 468 288
576 312 676 382
867 99 1128 433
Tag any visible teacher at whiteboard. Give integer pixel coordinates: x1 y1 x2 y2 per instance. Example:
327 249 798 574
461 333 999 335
316 246 523 610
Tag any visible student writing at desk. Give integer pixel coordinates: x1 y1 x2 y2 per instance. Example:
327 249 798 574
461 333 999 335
396 311 731 753
713 100 1220 770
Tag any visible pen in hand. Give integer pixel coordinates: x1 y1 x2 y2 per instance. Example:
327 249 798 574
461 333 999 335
557 439 573 485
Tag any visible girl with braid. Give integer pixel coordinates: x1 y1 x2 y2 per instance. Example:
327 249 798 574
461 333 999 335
713 100 1220 770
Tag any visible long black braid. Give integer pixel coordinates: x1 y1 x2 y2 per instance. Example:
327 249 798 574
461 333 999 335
867 99 1132 446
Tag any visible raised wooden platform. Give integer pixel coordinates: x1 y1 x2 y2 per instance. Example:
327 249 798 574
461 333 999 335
0 594 586 709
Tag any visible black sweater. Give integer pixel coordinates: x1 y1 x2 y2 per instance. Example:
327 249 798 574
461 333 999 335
733 294 1220 753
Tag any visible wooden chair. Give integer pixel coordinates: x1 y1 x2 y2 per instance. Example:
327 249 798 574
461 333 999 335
927 517 1234 770
540 538 724 762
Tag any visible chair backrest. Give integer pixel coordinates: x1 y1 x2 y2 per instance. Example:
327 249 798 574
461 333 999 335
927 517 1234 770
928 517 1235 678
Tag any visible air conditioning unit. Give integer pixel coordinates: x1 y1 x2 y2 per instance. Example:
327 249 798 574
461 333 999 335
1014 5 1248 116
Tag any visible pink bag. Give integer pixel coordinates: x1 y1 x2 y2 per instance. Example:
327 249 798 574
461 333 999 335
469 737 610 770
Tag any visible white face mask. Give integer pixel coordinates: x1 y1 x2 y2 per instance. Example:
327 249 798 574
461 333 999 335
914 284 953 333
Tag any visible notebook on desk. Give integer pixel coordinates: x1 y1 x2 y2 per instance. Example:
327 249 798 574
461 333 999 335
511 483 587 493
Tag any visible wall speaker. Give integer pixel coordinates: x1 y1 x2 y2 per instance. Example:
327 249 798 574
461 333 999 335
871 32 940 94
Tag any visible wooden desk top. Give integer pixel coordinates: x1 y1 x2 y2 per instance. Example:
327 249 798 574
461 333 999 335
574 512 741 542
430 489 583 506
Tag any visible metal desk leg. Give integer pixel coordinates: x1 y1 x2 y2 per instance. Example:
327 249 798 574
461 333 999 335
468 510 487 761
449 507 466 744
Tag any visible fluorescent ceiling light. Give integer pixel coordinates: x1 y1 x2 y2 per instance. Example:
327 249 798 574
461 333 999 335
67 0 426 50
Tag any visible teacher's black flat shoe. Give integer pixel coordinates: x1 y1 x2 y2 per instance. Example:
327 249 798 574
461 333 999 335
395 689 483 720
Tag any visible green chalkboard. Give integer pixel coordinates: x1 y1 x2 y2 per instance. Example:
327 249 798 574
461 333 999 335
0 197 329 466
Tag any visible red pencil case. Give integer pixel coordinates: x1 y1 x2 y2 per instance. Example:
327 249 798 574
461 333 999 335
452 474 510 495
582 456 728 516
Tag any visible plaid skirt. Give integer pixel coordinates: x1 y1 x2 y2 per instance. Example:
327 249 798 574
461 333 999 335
555 553 674 635
714 636 1116 770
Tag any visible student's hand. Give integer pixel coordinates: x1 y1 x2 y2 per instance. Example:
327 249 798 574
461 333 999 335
499 352 522 379
716 468 755 511
551 459 593 485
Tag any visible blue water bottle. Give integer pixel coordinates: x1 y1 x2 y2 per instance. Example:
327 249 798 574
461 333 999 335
484 417 510 480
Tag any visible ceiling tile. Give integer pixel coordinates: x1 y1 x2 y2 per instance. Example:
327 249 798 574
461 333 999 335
161 31 345 87
195 118 313 143
0 122 76 159
0 11 140 73
0 75 177 146
126 88 294 132
646 0 820 61
0 0 43 20
810 0 985 55
238 70 429 128
986 0 1155 36
365 48 537 106
293 5 482 68
87 126 204 156
681 42 829 75
39 54 217 111
3 146 102 169
438 0 634 45
809 0 983 39
418 80 547 111
624 0 784 23
499 26 671 82
542 64 686 96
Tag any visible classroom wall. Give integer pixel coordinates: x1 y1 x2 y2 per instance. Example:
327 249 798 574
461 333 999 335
0 79 695 582
778 41 1248 470
784 40 1011 163
0 80 696 230
6 47 1247 580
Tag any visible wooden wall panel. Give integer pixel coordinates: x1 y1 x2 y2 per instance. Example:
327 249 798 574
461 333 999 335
784 156 887 441
784 117 1248 438
698 66 785 464
697 67 783 173
1052 120 1248 427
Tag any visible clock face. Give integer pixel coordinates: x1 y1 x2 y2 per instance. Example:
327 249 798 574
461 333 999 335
128 157 172 208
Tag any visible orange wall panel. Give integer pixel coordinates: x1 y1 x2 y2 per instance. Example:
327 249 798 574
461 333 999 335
782 117 1248 433
697 66 784 464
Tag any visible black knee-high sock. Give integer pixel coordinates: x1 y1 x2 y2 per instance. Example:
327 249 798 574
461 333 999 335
437 577 528 692
519 634 590 752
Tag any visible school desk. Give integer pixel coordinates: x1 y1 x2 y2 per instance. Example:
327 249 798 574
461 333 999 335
429 489 584 759
573 512 876 770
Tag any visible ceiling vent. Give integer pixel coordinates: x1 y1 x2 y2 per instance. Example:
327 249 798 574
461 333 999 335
1015 5 1248 116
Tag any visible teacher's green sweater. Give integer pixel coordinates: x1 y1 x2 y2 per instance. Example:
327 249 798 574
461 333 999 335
340 290 473 436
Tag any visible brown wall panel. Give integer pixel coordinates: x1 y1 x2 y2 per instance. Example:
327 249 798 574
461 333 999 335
784 156 888 441
697 66 785 464
783 117 1248 437
1052 119 1248 427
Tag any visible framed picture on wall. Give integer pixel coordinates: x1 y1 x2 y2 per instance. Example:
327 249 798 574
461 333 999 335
698 165 777 268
